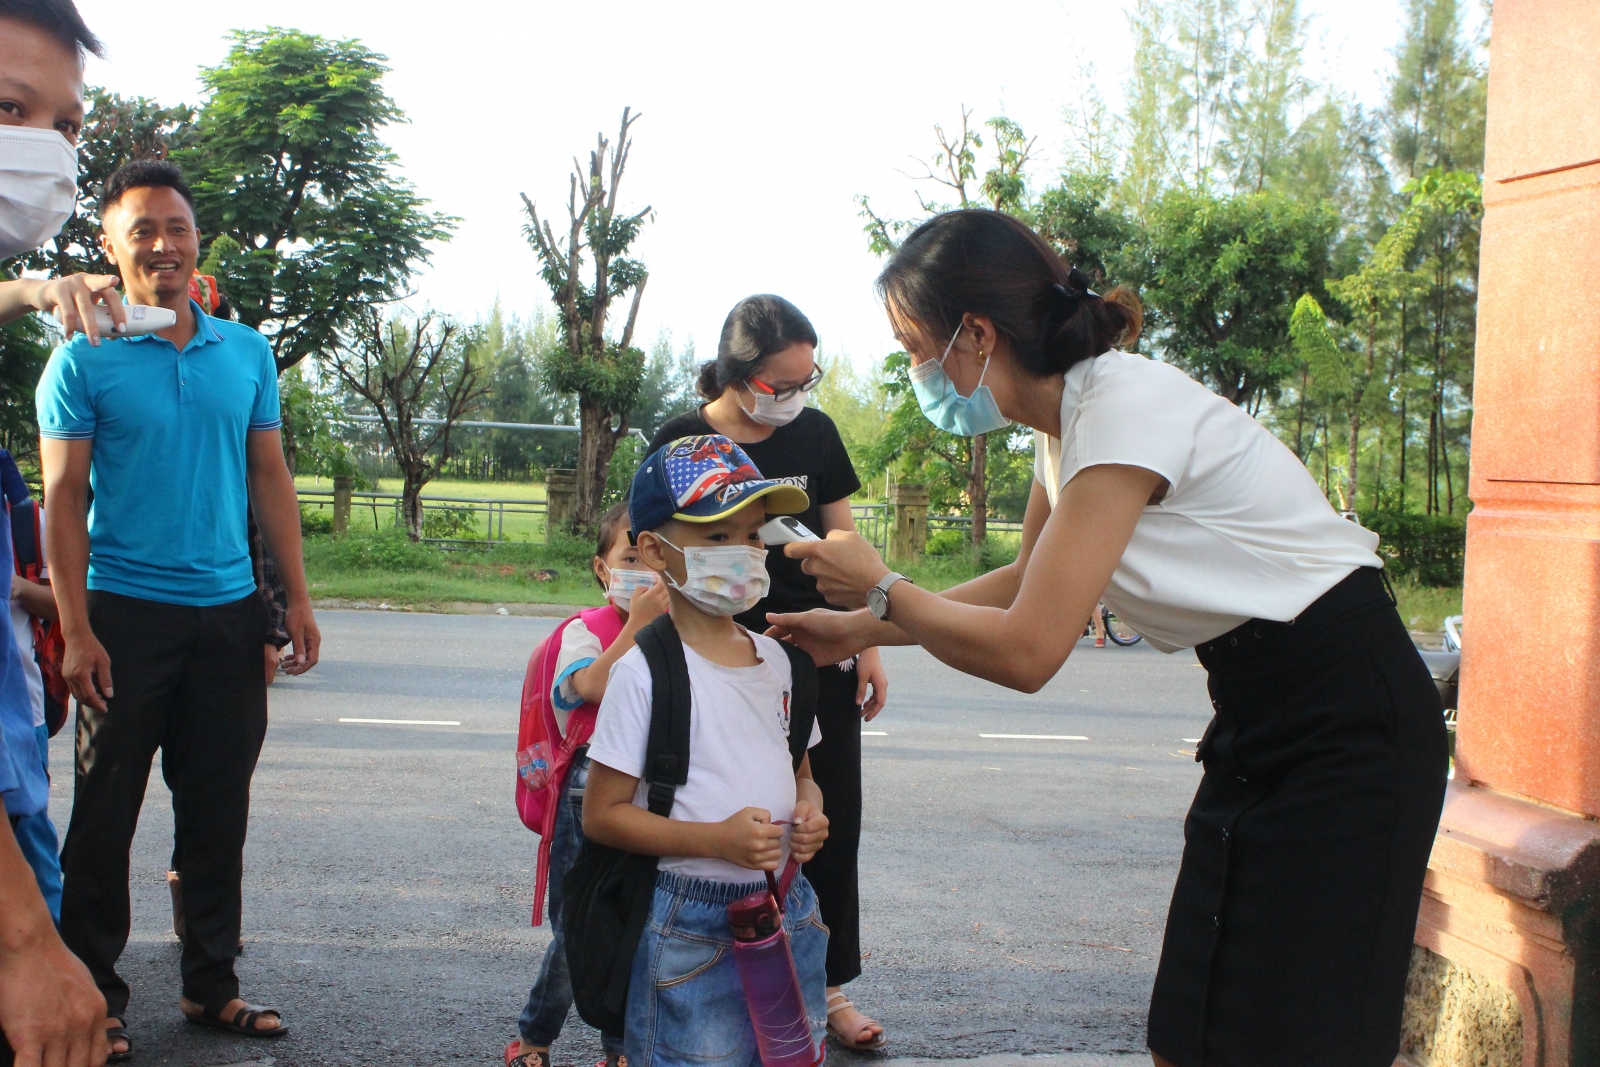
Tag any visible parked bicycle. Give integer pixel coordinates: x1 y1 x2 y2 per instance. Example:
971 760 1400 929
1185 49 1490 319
1083 604 1143 647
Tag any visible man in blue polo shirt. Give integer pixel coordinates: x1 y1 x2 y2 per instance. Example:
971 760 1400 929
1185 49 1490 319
37 159 320 1052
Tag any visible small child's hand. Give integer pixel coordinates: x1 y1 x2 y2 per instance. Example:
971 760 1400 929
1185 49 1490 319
788 800 829 864
627 576 671 628
716 807 785 870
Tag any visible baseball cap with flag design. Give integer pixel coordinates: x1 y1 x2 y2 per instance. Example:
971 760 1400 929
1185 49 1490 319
629 434 809 537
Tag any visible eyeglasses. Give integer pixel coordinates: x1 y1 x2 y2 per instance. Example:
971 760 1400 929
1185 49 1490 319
748 368 824 403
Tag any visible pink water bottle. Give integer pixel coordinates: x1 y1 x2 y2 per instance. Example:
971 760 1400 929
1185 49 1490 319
726 863 821 1067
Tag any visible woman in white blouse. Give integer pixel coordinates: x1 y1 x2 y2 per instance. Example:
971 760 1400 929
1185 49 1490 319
769 210 1447 1067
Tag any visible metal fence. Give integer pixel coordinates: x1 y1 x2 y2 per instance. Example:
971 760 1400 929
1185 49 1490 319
925 514 1026 537
851 503 889 556
297 488 546 546
300 488 1014 554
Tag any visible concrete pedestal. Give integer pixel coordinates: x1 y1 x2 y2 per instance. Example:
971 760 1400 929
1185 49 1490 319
1402 2 1600 1064
889 483 929 563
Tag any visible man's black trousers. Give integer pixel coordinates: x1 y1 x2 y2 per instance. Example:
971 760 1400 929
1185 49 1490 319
59 590 268 1020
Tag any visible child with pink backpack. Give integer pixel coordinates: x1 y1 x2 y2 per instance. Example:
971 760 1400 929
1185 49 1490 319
509 503 670 1067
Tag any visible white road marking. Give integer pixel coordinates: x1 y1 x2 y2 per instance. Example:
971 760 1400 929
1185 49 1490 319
339 717 461 726
861 731 888 736
979 733 1089 741
1183 738 1202 743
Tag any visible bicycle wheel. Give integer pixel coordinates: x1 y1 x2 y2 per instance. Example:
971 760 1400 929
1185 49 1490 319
1103 608 1143 646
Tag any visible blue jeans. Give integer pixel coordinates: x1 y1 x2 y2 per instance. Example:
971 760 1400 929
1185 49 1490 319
13 725 61 924
625 870 828 1066
519 756 623 1055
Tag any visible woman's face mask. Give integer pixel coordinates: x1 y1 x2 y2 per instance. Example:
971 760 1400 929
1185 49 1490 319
736 379 808 427
653 534 770 617
0 126 79 259
909 323 1010 437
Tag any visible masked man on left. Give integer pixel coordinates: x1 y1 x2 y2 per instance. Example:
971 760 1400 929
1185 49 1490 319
0 2 119 1066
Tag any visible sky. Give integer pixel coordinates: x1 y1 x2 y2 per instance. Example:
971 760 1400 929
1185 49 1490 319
74 0 1477 369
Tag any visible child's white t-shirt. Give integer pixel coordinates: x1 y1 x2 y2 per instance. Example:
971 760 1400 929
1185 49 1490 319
551 617 608 731
587 628 823 884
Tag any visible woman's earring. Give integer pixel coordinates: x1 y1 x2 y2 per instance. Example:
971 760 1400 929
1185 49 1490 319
977 347 986 361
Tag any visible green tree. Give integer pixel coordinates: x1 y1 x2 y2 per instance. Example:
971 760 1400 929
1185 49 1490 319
325 310 490 540
0 309 49 461
856 109 1047 542
1137 189 1337 405
629 330 699 442
178 28 456 373
521 108 651 531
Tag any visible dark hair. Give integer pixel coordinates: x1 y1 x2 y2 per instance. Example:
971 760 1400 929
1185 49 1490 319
695 294 819 402
593 502 632 589
100 159 195 219
0 0 104 60
878 209 1142 379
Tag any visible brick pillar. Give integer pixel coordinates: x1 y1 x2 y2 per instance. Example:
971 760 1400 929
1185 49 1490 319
888 483 929 563
1405 3 1600 1063
545 469 577 541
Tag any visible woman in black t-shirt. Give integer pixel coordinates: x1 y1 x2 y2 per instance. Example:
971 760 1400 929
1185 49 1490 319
648 294 888 1050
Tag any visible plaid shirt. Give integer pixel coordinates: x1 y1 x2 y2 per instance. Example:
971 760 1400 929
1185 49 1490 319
247 508 291 649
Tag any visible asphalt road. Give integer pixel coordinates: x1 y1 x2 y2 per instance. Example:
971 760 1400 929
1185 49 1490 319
45 610 1215 1066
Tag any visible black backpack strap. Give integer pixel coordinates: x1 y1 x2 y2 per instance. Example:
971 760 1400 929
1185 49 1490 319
778 641 819 772
634 614 691 816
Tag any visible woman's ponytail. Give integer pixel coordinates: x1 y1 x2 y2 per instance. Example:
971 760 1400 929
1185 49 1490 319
878 209 1142 378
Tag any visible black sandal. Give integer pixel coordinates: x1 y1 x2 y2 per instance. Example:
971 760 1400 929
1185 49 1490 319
106 1022 133 1062
184 1002 288 1038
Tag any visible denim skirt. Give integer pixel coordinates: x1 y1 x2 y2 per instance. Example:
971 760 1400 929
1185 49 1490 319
1147 567 1449 1067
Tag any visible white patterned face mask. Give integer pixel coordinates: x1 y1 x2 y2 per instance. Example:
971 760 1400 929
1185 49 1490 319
654 535 770 616
603 566 657 610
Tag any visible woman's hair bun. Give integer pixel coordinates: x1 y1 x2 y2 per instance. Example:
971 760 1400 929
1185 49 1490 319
878 209 1142 378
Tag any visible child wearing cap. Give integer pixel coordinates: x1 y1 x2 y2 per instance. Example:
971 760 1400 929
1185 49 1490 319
583 434 831 1065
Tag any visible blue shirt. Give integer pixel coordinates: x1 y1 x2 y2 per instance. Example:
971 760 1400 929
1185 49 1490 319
36 301 282 606
0 508 46 818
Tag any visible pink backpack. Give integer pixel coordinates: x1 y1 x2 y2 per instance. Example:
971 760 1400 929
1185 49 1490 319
516 604 627 926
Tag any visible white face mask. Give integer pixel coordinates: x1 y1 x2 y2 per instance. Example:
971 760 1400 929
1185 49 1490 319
0 127 79 260
736 381 808 427
604 566 657 610
654 535 770 617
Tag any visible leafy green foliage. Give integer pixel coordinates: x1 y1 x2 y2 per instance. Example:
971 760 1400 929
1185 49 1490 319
1136 189 1337 404
177 29 456 373
1358 509 1465 586
0 304 49 459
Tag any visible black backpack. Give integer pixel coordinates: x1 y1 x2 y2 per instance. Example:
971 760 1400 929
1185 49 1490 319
562 613 818 1036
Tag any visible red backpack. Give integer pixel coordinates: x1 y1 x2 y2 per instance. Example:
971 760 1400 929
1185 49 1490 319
516 604 626 926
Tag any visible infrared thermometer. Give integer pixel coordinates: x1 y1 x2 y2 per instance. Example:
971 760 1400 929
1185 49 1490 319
59 304 179 336
759 516 821 545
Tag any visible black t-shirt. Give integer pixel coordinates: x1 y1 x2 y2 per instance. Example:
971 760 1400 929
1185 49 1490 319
649 406 862 628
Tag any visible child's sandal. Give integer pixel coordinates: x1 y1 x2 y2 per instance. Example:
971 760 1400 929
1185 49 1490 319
503 1040 550 1067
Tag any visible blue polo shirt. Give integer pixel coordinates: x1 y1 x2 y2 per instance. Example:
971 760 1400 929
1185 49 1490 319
36 300 282 606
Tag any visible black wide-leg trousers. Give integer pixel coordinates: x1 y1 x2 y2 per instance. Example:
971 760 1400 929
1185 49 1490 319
1147 568 1449 1067
59 590 268 1020
802 662 865 987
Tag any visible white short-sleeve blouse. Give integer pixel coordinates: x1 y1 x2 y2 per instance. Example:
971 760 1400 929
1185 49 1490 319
1034 350 1382 652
